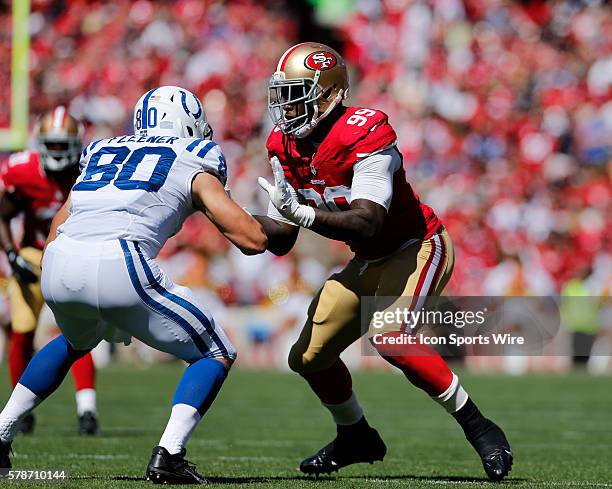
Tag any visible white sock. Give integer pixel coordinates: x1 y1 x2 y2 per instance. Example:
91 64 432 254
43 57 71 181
158 404 202 455
75 388 97 416
433 373 468 413
322 392 364 426
0 384 42 442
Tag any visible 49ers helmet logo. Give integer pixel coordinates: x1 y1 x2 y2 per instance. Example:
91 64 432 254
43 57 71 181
304 51 337 71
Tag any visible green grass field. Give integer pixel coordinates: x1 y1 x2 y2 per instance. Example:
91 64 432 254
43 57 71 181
1 364 611 488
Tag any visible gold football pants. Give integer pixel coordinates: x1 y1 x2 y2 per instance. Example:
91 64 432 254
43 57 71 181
289 227 454 374
8 247 44 334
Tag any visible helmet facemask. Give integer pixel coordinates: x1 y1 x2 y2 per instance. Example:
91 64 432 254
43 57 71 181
268 71 322 137
39 135 82 172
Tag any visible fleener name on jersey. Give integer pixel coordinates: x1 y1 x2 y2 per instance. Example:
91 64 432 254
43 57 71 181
107 135 181 145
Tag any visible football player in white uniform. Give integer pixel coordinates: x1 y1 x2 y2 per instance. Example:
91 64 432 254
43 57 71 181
0 86 267 484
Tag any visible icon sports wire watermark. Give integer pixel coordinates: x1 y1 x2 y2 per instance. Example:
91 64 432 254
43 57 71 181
361 296 611 357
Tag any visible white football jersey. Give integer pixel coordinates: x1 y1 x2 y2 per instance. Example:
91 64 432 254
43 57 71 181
59 135 227 257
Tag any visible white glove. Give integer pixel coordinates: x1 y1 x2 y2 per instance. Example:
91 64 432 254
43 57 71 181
258 157 315 228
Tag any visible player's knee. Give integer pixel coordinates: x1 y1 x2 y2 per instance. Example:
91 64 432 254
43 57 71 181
288 345 330 375
211 356 234 371
211 341 237 370
288 344 309 374
225 342 237 363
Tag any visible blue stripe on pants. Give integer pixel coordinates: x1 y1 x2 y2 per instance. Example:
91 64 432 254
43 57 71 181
132 242 228 358
119 239 213 358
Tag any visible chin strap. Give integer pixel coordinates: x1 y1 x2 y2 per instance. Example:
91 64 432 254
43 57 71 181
295 88 346 138
314 89 345 126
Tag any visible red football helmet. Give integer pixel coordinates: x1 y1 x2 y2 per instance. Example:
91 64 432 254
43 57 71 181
35 106 83 172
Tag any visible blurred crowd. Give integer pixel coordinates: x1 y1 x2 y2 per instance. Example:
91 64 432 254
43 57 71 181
0 0 610 316
341 0 610 297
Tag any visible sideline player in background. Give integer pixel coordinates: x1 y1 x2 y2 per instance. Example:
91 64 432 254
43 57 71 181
257 43 513 481
0 108 98 435
0 86 267 484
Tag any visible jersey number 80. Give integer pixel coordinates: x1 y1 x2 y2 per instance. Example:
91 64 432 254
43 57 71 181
74 146 175 193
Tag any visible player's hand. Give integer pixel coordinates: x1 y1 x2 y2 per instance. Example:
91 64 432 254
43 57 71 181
7 250 38 284
258 157 315 228
257 157 292 210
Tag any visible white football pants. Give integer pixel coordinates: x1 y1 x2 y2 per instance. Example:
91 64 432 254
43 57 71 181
41 234 235 362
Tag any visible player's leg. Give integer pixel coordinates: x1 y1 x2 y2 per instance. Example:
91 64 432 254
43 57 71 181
288 259 386 474
37 300 99 434
70 352 98 435
373 228 512 480
6 247 45 434
373 229 457 400
0 328 96 468
114 240 236 484
0 238 108 468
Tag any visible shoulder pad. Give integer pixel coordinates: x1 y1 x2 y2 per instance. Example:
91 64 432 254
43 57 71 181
338 108 397 157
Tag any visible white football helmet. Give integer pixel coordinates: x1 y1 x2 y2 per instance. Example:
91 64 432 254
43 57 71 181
133 86 213 140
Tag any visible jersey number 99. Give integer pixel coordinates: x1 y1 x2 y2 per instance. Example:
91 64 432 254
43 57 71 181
74 146 176 192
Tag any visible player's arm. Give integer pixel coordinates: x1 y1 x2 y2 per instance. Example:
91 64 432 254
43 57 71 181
309 199 386 242
253 201 300 256
0 188 38 283
0 188 20 253
192 171 268 255
260 149 398 244
252 216 299 256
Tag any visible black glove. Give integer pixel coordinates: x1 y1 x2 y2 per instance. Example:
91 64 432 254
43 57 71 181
7 249 38 284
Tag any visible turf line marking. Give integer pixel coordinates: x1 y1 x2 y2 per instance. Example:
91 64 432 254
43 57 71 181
351 479 612 487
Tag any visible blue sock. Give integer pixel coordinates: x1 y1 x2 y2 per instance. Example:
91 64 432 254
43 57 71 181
19 335 88 399
173 358 228 415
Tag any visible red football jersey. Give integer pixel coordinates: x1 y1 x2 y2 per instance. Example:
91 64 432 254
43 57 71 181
267 106 441 260
1 150 73 250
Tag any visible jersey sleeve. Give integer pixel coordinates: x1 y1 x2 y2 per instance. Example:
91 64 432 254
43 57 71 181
79 139 104 172
1 151 34 198
180 139 228 200
1 160 15 193
351 148 401 211
344 109 398 159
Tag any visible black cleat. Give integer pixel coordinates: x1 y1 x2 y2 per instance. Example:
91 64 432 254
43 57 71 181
0 440 11 469
454 399 513 481
480 445 513 482
16 413 34 435
146 446 208 485
467 419 513 481
300 419 387 475
78 411 99 435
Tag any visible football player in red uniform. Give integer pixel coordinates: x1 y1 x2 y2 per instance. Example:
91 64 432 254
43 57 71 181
256 43 513 480
0 107 98 435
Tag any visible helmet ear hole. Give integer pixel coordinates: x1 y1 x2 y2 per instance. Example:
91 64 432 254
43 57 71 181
322 86 334 100
186 126 194 137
